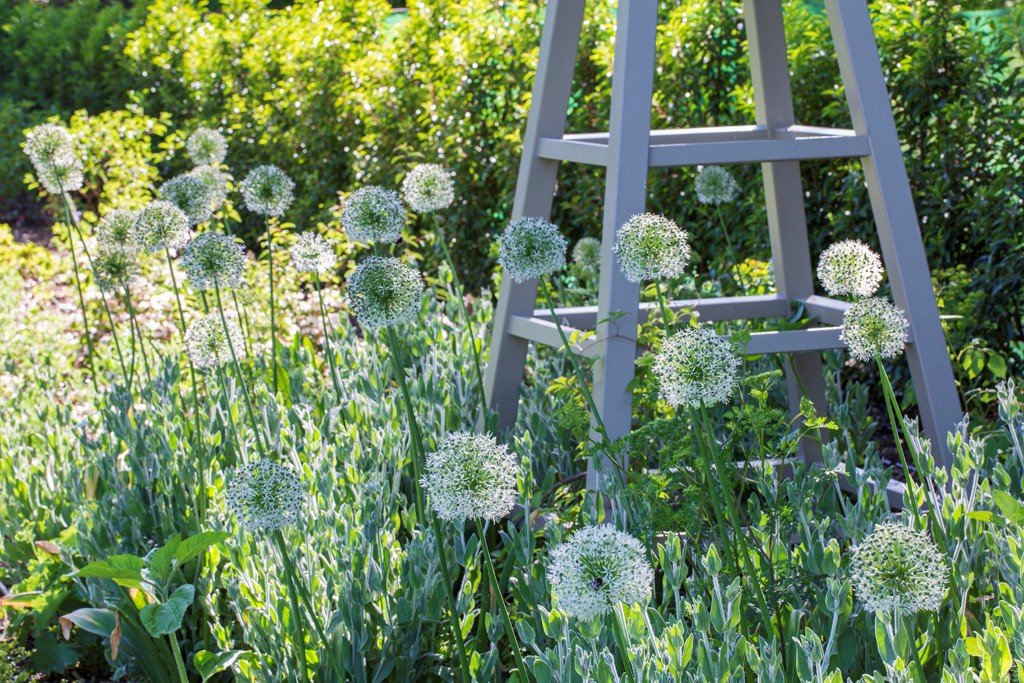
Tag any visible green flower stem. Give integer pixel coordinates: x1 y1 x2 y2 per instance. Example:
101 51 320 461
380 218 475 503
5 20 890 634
434 216 488 423
654 281 674 335
58 202 99 393
275 533 312 683
167 633 189 683
473 518 528 680
122 285 153 385
610 605 636 683
213 281 269 460
313 271 344 405
266 218 280 395
713 204 735 258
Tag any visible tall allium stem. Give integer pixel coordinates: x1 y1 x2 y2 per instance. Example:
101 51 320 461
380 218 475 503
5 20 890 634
713 204 735 257
654 281 673 335
379 326 471 683
266 217 280 394
473 518 527 679
55 194 99 392
167 634 189 683
274 531 312 682
122 285 152 385
313 271 344 405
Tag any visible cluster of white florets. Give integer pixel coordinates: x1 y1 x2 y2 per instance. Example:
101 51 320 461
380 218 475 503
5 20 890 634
345 256 424 330
181 231 246 290
817 240 884 299
421 432 519 522
612 213 691 283
160 174 218 226
290 232 337 275
185 127 228 166
188 165 230 215
652 326 741 409
840 298 909 362
851 522 948 615
572 237 602 274
497 217 568 283
24 123 85 194
240 165 295 217
96 210 138 250
226 460 305 532
342 186 405 244
131 200 191 253
694 165 739 205
92 245 141 292
184 313 244 370
401 164 456 214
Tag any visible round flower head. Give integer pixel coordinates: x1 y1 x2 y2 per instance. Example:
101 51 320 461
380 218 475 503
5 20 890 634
572 237 602 273
342 186 405 244
841 297 909 362
226 460 304 532
547 525 654 620
189 164 230 214
24 123 77 168
421 432 519 522
290 232 337 275
612 213 691 283
401 164 455 214
36 160 85 194
240 165 294 217
653 326 740 409
131 200 191 253
184 313 244 370
185 127 228 166
182 231 246 290
92 245 140 292
817 240 885 299
852 522 948 615
497 217 568 283
96 209 138 251
160 173 217 226
694 165 740 205
345 256 423 330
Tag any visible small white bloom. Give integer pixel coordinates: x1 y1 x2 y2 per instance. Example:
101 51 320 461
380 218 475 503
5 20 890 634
189 164 231 214
612 213 691 283
131 200 191 253
96 209 139 251
401 164 455 213
184 313 245 370
92 245 140 292
547 525 653 620
497 217 567 283
290 232 337 275
840 297 909 362
694 165 740 205
240 165 294 217
226 460 305 532
653 326 740 409
342 186 405 244
572 237 602 273
182 231 246 290
24 123 77 168
345 256 424 330
817 240 884 298
185 127 228 166
37 161 85 194
852 522 948 615
422 432 519 522
160 173 217 226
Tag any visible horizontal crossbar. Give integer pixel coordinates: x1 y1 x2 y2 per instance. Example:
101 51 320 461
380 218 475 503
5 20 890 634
536 124 869 167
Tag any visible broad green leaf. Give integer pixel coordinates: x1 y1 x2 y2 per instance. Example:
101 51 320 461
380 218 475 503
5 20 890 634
194 649 252 681
59 607 118 641
75 555 145 588
140 584 195 637
992 490 1024 526
148 535 182 584
174 531 230 566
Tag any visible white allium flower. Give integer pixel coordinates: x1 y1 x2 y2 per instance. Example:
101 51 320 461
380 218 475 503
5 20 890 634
345 256 424 330
342 186 405 244
160 174 217 226
572 237 602 273
24 123 76 168
290 232 337 275
841 297 909 362
401 164 456 213
92 245 140 292
182 231 246 290
96 210 138 251
612 213 691 283
131 200 191 253
547 525 654 620
37 161 85 194
185 127 228 166
226 460 305 532
817 240 884 298
497 217 568 283
653 326 740 409
184 313 244 370
851 522 948 615
188 164 231 214
421 432 519 522
240 165 294 217
694 165 740 205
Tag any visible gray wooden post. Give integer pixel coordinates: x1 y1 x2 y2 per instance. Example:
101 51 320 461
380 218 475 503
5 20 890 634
825 0 961 467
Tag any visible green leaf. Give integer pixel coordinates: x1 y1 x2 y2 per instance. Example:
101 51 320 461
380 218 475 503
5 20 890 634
174 531 230 567
992 490 1024 526
75 555 145 588
140 584 195 637
148 535 182 584
194 649 253 682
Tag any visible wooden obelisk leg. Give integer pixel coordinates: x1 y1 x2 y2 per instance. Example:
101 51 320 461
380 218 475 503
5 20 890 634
745 0 828 463
484 0 586 434
825 0 962 468
586 0 658 492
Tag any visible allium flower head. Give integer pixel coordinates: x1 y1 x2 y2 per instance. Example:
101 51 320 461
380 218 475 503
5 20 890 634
184 313 244 370
497 217 568 283
818 240 884 298
182 231 246 290
131 200 191 253
240 165 294 217
291 232 337 275
185 127 228 166
612 213 691 283
342 186 405 244
226 460 305 532
37 161 85 194
189 164 231 214
852 522 948 615
345 256 423 330
160 174 217 226
547 525 654 620
572 237 602 273
96 210 138 251
421 432 519 522
92 245 140 292
401 164 455 214
24 123 76 167
653 326 740 409
694 165 740 205
841 297 909 362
